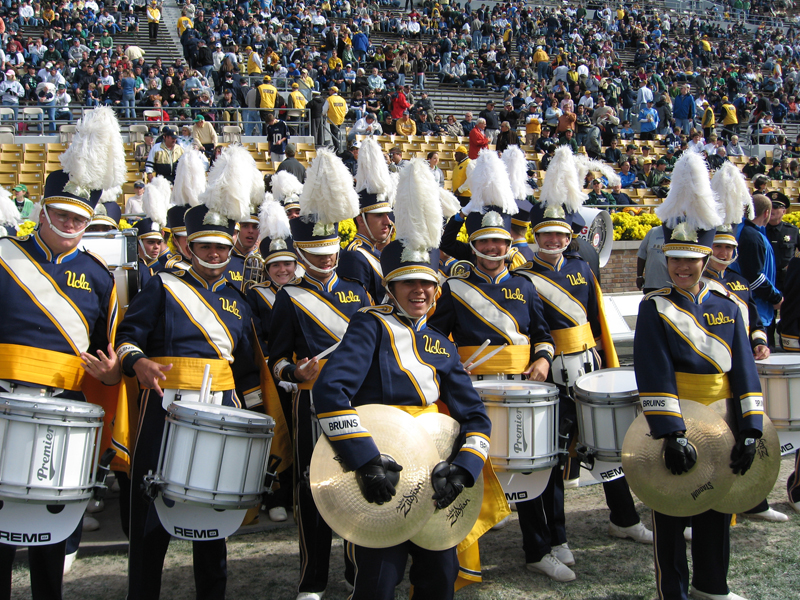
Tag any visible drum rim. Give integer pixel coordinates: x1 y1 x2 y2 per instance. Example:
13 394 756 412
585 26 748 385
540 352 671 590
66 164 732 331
471 381 558 395
168 401 275 429
574 367 638 399
482 397 560 406
0 396 105 419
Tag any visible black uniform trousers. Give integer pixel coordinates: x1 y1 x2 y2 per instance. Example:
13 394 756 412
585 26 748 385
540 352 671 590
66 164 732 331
516 386 640 563
788 450 800 504
349 540 457 600
293 389 332 594
0 542 66 600
128 390 227 600
652 509 730 599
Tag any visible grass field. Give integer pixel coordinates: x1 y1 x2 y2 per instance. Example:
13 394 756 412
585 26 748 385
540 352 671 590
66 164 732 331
11 460 799 600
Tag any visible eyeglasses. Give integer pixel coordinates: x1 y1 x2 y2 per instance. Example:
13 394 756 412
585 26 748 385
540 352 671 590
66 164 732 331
48 207 89 229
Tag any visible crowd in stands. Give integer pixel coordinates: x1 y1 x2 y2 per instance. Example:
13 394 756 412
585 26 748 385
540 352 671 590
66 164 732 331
2 0 800 194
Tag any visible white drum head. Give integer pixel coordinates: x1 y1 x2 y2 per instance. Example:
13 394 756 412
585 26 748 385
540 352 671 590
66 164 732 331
472 381 559 401
495 469 552 503
575 368 637 398
756 354 800 374
0 499 88 545
154 495 247 541
168 401 274 430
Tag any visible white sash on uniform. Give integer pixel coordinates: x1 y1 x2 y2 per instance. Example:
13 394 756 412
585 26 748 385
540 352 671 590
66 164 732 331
448 279 528 345
284 286 351 341
517 271 588 327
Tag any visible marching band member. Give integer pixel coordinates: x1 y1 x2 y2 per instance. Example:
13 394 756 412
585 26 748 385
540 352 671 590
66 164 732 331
312 158 494 600
271 171 304 222
163 147 207 272
116 145 264 600
338 137 397 302
86 190 122 232
246 194 298 523
429 148 552 586
267 149 372 600
515 147 652 583
634 152 763 600
0 106 125 600
502 146 535 263
136 176 172 289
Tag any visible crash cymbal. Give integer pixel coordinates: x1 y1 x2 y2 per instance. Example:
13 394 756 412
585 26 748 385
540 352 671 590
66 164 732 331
410 413 484 552
310 404 439 549
709 399 781 515
622 402 736 517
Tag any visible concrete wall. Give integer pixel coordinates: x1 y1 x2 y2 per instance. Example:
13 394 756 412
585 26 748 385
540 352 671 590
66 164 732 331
600 240 640 294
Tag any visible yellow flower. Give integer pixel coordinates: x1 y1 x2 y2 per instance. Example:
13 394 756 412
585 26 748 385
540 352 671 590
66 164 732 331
16 220 36 237
338 219 357 249
119 218 133 231
457 222 469 243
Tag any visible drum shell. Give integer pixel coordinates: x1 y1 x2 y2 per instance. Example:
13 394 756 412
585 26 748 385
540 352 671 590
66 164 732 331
475 382 559 472
756 356 800 431
0 395 104 504
157 401 275 508
575 368 641 463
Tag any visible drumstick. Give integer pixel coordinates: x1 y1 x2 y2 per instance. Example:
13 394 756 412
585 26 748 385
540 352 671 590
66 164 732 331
461 339 491 369
297 341 341 372
467 343 508 371
199 364 211 403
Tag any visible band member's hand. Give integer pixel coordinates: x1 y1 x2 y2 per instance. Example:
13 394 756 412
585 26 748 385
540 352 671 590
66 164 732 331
355 454 403 505
132 358 172 396
294 357 319 381
730 430 759 475
774 297 784 310
431 462 471 509
524 357 550 382
753 344 770 361
81 343 121 385
663 433 697 475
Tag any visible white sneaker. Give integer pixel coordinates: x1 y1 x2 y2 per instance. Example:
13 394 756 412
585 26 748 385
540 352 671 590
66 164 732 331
63 551 77 575
526 553 576 582
745 508 789 522
563 478 580 489
82 515 100 532
86 499 104 514
296 593 325 600
269 506 288 522
684 527 693 541
689 586 748 600
551 543 575 566
491 516 510 530
608 521 653 544
790 500 800 514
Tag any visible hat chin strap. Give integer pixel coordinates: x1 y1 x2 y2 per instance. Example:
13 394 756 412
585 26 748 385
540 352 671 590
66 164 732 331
366 220 394 245
44 207 85 239
534 234 570 255
188 246 232 270
386 288 437 323
710 248 738 268
469 241 510 262
296 246 338 276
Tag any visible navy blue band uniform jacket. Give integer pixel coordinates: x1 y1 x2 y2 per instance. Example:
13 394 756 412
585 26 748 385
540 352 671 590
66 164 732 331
247 280 278 358
428 265 554 369
439 214 527 270
778 256 800 350
704 266 769 350
0 232 117 394
138 248 174 291
268 272 372 384
338 233 387 303
312 305 492 481
225 250 246 290
633 284 764 440
116 268 261 407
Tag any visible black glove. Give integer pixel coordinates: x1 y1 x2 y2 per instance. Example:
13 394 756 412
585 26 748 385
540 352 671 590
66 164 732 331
663 433 697 475
431 462 472 509
355 454 403 505
730 430 759 475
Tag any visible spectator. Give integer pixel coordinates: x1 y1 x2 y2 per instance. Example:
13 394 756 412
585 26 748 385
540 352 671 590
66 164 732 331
636 225 670 293
134 133 154 170
0 70 24 122
35 80 56 132
609 184 634 209
638 99 658 141
673 85 695 135
586 179 616 208
618 161 638 188
461 111 475 136
387 147 406 173
126 181 146 214
604 138 621 164
147 0 161 44
742 156 765 179
191 114 218 156
444 114 463 138
479 100 500 143
496 121 519 153
177 125 194 151
395 110 416 136
217 88 241 126
347 112 382 143
428 151 444 187
276 144 307 183
468 117 489 159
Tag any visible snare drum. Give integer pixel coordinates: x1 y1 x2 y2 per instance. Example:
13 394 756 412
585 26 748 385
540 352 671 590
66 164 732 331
0 394 104 503
472 381 559 472
756 354 800 431
574 368 641 464
155 401 275 509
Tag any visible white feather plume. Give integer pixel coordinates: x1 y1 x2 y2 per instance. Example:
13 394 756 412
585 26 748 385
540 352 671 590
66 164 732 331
248 162 266 215
439 187 461 219
387 172 400 206
0 187 21 227
198 145 258 222
355 137 395 202
462 149 518 216
299 148 359 224
395 158 443 260
59 106 126 191
271 171 304 205
501 146 533 201
30 202 42 223
142 176 171 227
258 192 292 242
172 148 207 207
100 186 121 204
657 152 722 230
710 161 751 227
574 153 621 188
539 146 586 214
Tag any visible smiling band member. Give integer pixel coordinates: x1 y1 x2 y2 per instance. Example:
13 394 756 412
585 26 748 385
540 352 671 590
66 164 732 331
116 146 264 600
338 137 397 303
515 147 651 583
268 149 372 600
633 151 763 600
312 158 494 600
135 176 172 290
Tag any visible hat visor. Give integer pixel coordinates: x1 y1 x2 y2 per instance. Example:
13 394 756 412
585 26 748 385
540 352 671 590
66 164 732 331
663 247 710 258
713 234 738 247
45 200 94 220
265 252 297 265
533 222 572 235
240 216 259 224
362 205 394 215
89 216 119 229
188 232 233 245
469 228 512 242
384 265 439 284
294 240 340 255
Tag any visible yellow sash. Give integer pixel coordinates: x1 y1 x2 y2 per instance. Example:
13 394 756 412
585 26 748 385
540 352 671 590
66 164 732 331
297 358 328 390
675 372 731 406
457 344 530 375
150 357 235 391
550 322 595 356
0 344 85 391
